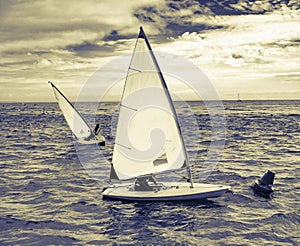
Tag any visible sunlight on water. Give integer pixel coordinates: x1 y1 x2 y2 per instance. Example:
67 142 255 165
0 101 299 245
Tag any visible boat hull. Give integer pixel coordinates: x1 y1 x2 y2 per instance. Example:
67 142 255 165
102 183 231 201
76 139 105 146
251 180 273 197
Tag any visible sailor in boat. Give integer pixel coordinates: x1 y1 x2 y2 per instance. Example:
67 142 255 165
133 175 161 191
77 127 105 146
94 123 100 135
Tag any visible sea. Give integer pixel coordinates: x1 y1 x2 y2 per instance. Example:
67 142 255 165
0 100 299 245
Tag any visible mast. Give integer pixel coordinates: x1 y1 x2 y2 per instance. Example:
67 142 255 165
138 27 194 188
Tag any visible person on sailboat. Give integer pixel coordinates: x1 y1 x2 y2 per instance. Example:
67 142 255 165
94 123 100 135
93 123 105 146
134 175 159 191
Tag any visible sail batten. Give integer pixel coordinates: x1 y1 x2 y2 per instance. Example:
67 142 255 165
129 67 142 73
120 104 138 111
112 27 191 181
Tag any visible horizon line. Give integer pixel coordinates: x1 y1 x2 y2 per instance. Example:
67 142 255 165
1 99 300 104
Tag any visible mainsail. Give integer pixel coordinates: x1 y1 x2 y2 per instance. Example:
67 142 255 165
112 27 192 181
49 81 95 141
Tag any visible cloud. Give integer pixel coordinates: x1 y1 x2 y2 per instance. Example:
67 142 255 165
0 0 164 54
159 6 300 65
66 41 115 58
133 0 223 36
148 2 300 100
0 0 299 101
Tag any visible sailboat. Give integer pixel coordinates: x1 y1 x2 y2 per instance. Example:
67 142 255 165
49 81 105 146
237 93 242 102
102 27 230 201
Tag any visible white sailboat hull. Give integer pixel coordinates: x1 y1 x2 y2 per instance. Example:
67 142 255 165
102 183 231 201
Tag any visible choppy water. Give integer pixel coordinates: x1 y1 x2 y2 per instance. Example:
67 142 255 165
0 101 299 245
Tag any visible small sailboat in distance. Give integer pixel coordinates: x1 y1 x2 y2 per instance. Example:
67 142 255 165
102 27 231 201
237 93 242 102
49 81 105 146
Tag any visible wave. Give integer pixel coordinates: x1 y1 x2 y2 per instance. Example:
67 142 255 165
0 216 81 245
1 101 299 245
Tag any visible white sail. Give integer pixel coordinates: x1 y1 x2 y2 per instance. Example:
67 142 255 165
112 27 190 180
49 82 95 141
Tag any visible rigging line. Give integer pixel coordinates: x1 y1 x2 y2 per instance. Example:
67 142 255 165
120 104 138 111
170 171 189 180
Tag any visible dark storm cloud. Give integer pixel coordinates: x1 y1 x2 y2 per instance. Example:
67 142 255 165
66 41 116 58
133 0 300 38
133 0 299 38
1 0 297 58
103 30 137 42
133 1 225 38
194 0 267 15
193 0 299 15
134 6 157 23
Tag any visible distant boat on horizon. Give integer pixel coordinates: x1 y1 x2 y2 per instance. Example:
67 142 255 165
48 81 105 146
102 27 231 201
237 93 242 102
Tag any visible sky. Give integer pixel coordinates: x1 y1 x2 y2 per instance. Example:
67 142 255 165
0 0 299 102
